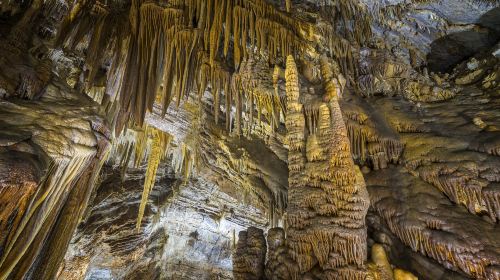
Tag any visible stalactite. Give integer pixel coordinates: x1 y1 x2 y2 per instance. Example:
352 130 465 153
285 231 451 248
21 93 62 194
272 65 286 116
372 201 494 279
320 0 372 45
344 115 403 169
234 57 284 133
255 17 303 61
107 125 174 230
232 6 251 68
136 126 172 230
172 143 194 182
16 59 52 100
417 163 500 222
198 61 210 100
225 76 232 131
212 65 231 124
58 0 318 135
213 87 221 124
209 0 226 66
83 1 110 87
174 29 201 108
116 3 195 124
235 82 243 136
223 0 233 57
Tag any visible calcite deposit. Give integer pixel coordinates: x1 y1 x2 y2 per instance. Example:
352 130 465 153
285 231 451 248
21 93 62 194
0 0 499 279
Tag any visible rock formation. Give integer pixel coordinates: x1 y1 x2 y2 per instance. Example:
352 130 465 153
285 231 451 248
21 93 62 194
0 0 499 279
284 54 370 279
265 227 297 280
233 226 267 280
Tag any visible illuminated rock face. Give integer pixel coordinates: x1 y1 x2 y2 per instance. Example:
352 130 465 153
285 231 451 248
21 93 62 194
0 73 110 280
60 166 269 280
0 0 499 279
284 55 370 279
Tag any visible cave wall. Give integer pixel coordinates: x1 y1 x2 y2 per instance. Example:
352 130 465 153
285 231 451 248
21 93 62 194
0 0 498 279
59 165 269 280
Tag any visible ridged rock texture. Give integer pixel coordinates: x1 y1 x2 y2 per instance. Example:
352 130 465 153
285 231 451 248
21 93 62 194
59 164 268 279
0 0 499 279
284 55 370 279
233 227 267 280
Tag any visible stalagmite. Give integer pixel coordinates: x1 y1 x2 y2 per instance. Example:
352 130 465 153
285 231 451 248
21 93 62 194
233 227 267 280
284 56 305 154
265 228 298 280
394 269 418 280
371 244 394 280
285 55 369 278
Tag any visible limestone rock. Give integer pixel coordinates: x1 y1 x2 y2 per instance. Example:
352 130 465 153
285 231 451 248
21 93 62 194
233 227 267 280
0 0 499 279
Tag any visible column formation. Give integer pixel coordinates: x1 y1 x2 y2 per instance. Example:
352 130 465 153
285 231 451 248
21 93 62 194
285 55 370 279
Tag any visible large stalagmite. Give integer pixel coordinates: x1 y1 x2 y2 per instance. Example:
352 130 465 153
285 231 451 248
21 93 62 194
285 55 370 278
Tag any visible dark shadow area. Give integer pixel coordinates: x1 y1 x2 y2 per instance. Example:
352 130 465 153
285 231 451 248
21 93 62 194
0 0 32 38
478 6 500 32
427 7 500 73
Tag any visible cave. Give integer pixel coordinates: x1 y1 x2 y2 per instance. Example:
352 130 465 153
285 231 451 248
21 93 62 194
0 0 499 280
426 7 500 73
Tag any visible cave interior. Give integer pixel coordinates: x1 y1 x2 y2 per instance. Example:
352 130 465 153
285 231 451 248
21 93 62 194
0 0 499 279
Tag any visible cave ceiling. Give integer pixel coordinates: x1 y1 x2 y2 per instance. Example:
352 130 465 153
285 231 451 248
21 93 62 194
0 0 499 279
